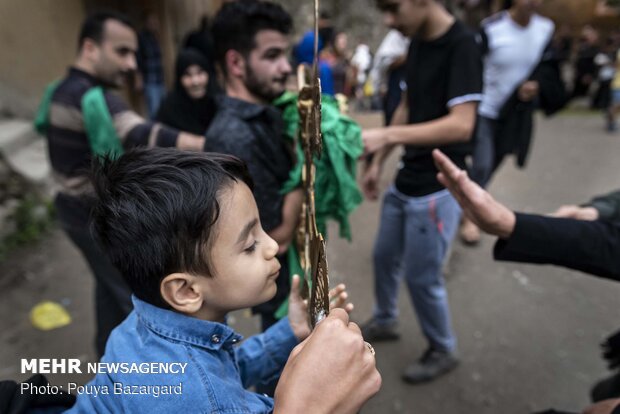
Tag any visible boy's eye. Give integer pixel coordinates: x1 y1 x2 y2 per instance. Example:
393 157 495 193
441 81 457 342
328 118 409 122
244 240 259 253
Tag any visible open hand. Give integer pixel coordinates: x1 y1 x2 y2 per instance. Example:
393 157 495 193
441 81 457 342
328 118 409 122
433 149 516 239
287 275 354 341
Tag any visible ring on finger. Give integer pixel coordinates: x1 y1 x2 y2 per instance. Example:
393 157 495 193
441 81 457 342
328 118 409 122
364 341 375 357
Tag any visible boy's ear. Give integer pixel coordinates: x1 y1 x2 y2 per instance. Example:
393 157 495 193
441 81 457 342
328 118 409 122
160 273 204 314
225 49 246 79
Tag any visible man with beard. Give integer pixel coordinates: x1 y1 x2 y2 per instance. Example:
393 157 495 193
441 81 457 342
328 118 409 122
206 0 302 334
37 11 205 357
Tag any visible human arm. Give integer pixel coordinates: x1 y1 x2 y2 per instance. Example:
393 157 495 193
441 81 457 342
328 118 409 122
104 92 205 150
517 80 539 102
433 148 515 238
388 54 407 70
554 190 620 222
361 145 393 200
552 204 600 221
551 190 620 222
363 34 481 154
273 309 382 414
362 102 478 154
360 93 406 199
582 399 620 414
587 189 620 221
493 213 620 281
287 275 354 341
433 149 620 281
268 188 303 255
363 101 477 154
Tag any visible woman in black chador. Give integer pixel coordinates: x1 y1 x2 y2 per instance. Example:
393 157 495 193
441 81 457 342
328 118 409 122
156 48 216 135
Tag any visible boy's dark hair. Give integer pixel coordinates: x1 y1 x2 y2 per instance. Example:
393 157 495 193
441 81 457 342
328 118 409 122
211 0 293 75
91 147 253 308
78 11 135 50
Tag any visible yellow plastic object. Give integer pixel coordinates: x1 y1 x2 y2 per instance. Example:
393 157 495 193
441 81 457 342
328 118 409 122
30 301 72 331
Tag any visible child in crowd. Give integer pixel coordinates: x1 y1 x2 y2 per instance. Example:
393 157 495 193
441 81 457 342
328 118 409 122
66 147 352 413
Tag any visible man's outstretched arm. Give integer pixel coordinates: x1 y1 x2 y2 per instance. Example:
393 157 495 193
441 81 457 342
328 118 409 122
432 149 620 282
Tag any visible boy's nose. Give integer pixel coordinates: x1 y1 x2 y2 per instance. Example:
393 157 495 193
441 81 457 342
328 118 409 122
265 234 279 258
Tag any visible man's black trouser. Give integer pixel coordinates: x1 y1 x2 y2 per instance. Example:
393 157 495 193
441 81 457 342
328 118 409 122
55 193 132 357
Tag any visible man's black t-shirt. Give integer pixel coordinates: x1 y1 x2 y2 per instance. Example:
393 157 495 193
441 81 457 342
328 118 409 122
395 20 482 197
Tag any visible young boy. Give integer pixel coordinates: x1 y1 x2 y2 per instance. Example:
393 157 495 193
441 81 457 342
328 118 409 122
66 147 353 413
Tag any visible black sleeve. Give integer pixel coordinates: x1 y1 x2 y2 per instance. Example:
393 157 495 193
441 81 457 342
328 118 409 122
103 91 180 149
447 33 483 107
493 212 620 282
153 95 179 130
586 189 620 222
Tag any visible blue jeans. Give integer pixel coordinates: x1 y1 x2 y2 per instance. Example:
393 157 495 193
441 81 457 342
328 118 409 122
471 114 500 188
144 82 165 119
372 186 461 352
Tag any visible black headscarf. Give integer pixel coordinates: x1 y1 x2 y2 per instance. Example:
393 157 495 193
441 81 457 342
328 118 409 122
155 48 216 135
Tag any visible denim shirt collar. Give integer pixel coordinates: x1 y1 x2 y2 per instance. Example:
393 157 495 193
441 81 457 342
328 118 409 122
132 295 243 351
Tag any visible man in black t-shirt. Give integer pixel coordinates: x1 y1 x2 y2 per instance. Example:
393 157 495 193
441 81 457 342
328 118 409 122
361 0 482 384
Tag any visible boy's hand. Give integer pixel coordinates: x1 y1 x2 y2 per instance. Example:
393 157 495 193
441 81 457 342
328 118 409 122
329 283 354 313
288 275 354 341
288 275 311 340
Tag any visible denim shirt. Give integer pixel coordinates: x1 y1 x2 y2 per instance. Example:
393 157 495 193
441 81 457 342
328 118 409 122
66 296 299 413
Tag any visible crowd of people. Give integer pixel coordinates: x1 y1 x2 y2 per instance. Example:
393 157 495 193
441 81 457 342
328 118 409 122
2 0 620 413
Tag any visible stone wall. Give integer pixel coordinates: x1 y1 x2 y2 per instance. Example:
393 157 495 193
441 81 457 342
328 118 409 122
0 0 85 118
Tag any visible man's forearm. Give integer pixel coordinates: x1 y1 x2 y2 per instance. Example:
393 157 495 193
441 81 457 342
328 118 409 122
176 132 206 151
494 213 620 281
390 98 408 127
269 188 304 254
369 144 395 169
385 111 475 146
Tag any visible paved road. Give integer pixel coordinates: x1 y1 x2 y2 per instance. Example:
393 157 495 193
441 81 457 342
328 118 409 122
1 111 618 413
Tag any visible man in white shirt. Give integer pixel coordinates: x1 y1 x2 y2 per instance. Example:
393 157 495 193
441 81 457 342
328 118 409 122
460 0 554 244
369 29 410 124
